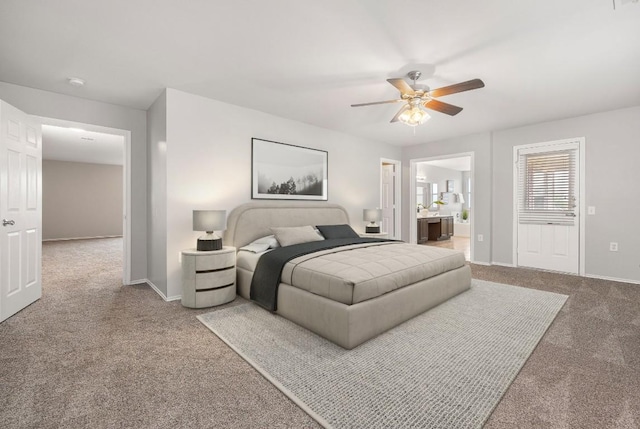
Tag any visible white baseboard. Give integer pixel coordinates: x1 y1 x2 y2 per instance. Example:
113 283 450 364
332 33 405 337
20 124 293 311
491 262 517 268
43 235 123 242
584 273 640 286
470 260 491 266
143 279 181 302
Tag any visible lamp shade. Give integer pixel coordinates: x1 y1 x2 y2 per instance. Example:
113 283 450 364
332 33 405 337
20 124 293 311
193 210 226 232
458 193 465 204
363 208 382 223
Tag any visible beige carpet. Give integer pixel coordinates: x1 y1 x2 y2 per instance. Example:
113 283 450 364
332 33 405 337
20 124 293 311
1 238 638 428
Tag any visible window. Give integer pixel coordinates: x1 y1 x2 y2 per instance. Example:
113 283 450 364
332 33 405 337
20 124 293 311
431 183 438 208
518 149 577 225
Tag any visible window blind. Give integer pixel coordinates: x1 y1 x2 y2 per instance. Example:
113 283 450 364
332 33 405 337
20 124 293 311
518 149 577 225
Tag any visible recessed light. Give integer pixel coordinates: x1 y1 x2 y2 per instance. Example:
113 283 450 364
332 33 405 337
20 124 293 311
67 77 85 87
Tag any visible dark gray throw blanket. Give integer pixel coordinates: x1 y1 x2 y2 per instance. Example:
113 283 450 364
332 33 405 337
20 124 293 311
250 237 394 311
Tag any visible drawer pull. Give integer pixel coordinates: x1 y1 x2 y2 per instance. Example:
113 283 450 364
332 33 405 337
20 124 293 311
197 283 234 293
196 265 235 274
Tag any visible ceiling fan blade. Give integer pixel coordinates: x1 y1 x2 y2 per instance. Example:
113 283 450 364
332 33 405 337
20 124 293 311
390 105 409 123
351 99 403 107
387 78 415 95
424 99 463 116
428 79 485 98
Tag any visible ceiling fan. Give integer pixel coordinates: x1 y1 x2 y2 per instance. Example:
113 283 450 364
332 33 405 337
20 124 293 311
351 71 485 127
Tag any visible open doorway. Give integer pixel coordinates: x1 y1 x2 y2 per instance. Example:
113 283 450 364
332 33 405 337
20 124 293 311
410 153 474 262
39 117 131 284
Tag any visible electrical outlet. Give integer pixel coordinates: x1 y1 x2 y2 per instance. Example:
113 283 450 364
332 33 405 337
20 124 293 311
610 242 618 252
588 206 596 215
478 234 484 242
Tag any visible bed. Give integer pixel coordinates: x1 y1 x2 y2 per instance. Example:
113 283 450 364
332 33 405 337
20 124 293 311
224 202 471 349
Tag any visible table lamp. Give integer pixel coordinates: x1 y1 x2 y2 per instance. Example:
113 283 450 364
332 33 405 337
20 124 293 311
363 208 382 233
193 210 226 251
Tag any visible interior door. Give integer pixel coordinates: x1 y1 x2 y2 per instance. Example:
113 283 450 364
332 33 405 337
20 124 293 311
515 141 580 274
381 163 395 238
0 100 42 322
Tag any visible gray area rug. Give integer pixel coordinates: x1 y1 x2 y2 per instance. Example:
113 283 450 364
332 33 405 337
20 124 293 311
198 280 567 429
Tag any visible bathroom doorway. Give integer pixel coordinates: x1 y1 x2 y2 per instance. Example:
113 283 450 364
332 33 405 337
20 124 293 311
410 153 473 262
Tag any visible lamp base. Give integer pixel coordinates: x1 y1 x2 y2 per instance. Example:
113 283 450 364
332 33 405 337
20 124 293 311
366 225 381 234
197 237 222 251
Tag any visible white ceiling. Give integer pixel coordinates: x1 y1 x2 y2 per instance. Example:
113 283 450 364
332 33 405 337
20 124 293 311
420 157 471 172
1 0 639 146
42 125 124 166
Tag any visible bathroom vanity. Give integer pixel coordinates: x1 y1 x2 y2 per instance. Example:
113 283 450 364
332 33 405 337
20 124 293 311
417 215 454 243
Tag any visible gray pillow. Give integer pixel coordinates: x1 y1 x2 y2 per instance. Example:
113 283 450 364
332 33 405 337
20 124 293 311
316 224 359 239
270 226 325 247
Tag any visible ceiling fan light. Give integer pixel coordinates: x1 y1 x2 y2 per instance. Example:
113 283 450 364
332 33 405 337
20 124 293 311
398 105 431 127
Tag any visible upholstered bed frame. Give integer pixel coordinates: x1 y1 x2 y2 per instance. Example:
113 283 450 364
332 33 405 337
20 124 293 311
224 202 471 349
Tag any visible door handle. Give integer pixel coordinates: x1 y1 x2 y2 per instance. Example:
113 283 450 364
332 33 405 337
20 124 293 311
2 219 15 226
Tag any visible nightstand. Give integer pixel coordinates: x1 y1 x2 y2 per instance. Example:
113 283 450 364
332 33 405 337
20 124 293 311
181 246 236 308
359 232 389 239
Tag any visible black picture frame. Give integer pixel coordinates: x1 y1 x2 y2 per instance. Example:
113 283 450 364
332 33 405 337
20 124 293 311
251 138 328 201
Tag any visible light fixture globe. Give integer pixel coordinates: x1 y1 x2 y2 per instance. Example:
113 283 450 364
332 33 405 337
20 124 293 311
67 77 85 87
398 98 431 127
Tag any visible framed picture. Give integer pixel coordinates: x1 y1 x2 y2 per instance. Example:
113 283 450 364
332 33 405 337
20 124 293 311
251 138 328 200
446 180 454 192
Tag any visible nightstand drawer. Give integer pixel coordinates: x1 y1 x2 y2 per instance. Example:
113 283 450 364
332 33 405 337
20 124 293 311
182 246 237 309
195 251 235 271
196 284 236 308
195 267 235 290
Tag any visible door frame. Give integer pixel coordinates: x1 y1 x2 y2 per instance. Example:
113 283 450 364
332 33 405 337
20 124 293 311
380 158 402 240
37 116 132 285
409 152 474 262
512 137 586 276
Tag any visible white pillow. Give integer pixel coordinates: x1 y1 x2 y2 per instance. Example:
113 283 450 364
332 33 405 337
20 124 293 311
238 243 271 253
270 226 325 247
251 234 280 248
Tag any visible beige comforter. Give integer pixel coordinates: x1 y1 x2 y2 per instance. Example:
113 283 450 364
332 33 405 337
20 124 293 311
280 242 466 305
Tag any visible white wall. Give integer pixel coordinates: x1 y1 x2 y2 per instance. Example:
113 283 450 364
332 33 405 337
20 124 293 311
147 91 167 296
163 88 402 298
0 81 147 281
43 160 123 240
491 105 640 282
404 104 640 283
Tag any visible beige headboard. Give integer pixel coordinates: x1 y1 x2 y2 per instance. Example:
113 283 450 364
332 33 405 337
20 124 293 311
224 202 350 248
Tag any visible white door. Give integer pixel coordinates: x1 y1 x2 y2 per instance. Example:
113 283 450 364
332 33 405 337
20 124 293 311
515 140 581 274
0 100 42 322
381 163 395 238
